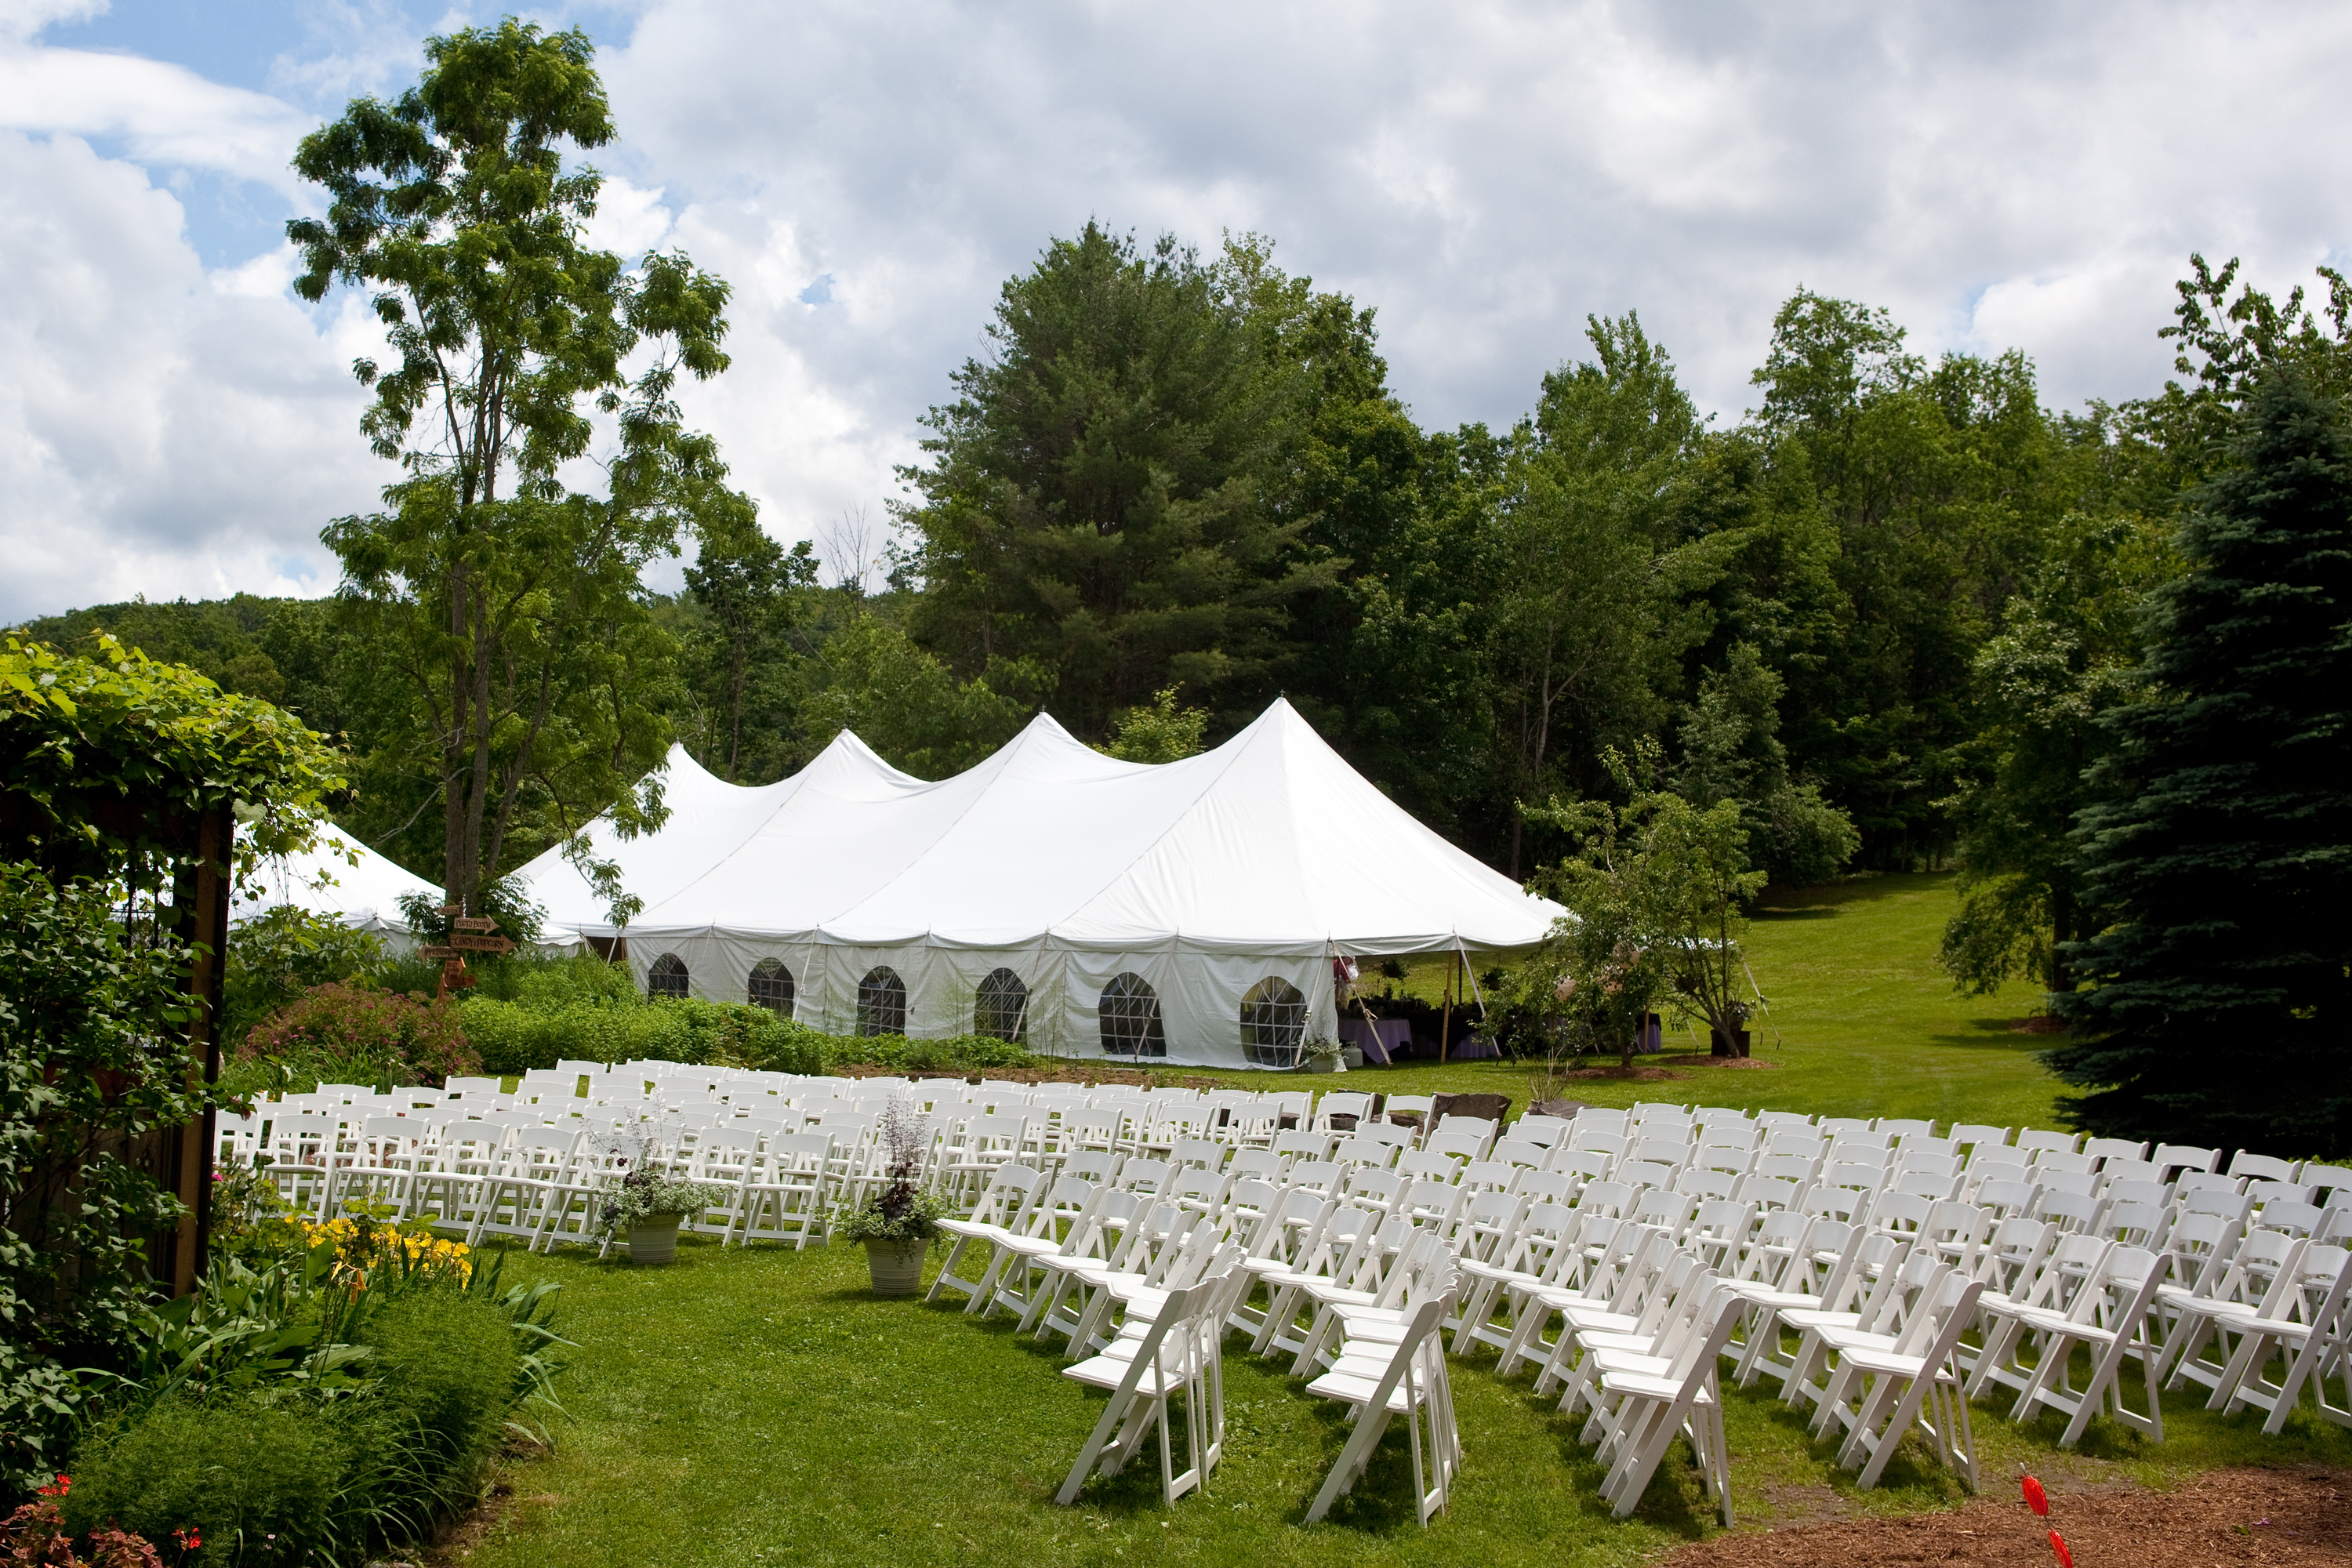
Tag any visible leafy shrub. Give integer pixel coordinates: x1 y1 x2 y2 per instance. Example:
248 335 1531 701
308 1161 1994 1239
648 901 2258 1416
358 1290 518 1516
238 982 477 1090
222 906 390 1051
84 1233 567 1565
4 1488 165 1568
459 994 826 1076
64 1397 347 1566
0 865 207 1496
835 1031 1040 1073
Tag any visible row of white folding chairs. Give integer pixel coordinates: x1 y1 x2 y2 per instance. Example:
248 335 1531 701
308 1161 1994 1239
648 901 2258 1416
930 1163 1464 1519
1463 1166 2352 1470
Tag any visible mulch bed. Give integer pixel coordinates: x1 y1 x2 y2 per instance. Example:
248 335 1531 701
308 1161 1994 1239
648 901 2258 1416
1659 1467 2351 1566
837 1063 1229 1090
1547 1053 1782 1082
2009 1014 2070 1035
1557 1066 1690 1080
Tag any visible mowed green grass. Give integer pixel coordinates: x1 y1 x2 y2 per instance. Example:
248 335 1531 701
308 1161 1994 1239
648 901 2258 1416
448 872 2352 1566
1183 872 2070 1132
462 1236 2352 1568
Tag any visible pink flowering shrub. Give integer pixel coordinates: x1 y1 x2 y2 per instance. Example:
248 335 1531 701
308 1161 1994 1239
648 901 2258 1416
239 982 478 1087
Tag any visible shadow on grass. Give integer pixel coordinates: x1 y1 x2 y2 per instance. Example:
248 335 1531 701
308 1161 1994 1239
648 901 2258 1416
1922 1019 2067 1054
1737 1383 1977 1510
1756 871 1958 922
1511 1380 1716 1538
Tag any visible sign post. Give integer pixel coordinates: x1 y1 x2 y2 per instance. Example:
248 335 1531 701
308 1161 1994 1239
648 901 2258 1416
428 904 514 997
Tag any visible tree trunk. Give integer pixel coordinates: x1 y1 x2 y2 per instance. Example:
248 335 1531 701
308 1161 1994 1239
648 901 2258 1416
2048 884 2074 1001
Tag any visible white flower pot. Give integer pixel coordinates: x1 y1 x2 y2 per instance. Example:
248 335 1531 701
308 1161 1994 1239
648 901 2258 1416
628 1214 682 1265
865 1237 927 1297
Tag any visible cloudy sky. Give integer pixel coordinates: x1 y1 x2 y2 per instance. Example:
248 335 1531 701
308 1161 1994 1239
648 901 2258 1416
3 0 2347 623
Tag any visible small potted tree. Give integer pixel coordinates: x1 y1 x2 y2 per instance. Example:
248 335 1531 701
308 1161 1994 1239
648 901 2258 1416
834 1099 950 1295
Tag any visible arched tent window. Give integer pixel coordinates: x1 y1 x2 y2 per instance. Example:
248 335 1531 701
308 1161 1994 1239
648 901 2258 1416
748 958 795 1017
648 953 689 1000
1240 976 1308 1066
975 967 1029 1043
1098 972 1167 1058
858 966 907 1036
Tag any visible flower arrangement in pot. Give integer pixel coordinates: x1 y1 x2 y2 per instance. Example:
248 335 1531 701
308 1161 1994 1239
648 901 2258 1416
833 1098 951 1296
595 1131 731 1265
1299 1036 1346 1073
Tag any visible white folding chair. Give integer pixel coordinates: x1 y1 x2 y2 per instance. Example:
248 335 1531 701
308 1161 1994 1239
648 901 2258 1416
1811 1272 1984 1490
1301 1294 1459 1526
1054 1272 1229 1506
1584 1283 1741 1526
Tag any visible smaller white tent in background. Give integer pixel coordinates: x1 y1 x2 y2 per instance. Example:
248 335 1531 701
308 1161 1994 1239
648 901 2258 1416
234 822 441 950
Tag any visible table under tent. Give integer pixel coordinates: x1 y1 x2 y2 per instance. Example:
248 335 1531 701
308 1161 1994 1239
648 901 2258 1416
235 822 444 953
511 699 1566 1069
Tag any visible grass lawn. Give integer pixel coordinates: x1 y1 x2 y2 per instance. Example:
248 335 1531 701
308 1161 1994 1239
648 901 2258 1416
456 1236 2352 1568
1180 872 2071 1132
446 871 2350 1566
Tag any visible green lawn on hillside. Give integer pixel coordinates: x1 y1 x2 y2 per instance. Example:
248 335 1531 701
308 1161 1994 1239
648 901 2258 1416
1185 871 2071 1134
434 870 2352 1568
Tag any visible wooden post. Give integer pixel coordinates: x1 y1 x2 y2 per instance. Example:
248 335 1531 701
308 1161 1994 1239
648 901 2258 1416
172 802 234 1295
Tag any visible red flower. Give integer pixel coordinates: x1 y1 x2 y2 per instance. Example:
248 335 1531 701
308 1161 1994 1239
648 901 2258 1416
2021 1473 2048 1516
35 1473 70 1497
2049 1528 2072 1568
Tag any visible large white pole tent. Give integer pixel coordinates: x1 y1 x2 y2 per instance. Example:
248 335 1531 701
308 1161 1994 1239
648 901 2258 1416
234 822 444 951
535 699 1565 1069
506 738 909 943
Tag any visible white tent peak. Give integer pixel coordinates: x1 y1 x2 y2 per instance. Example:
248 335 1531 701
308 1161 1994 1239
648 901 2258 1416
234 822 439 942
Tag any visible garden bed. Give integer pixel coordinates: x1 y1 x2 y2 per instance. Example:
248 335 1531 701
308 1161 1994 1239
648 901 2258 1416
1659 1466 2351 1567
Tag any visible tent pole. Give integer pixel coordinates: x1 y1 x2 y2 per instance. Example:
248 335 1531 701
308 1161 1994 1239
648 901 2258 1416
1439 953 1454 1065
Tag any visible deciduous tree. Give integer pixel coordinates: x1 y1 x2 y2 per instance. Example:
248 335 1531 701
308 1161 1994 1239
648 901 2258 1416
291 20 735 911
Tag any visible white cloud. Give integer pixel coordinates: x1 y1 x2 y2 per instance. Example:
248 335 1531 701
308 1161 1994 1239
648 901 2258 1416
5 0 2352 619
0 39 313 190
580 173 674 260
0 131 384 622
0 0 103 43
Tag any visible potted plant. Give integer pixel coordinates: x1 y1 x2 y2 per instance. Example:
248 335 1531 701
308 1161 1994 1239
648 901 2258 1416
598 1166 730 1265
833 1100 951 1295
1299 1036 1347 1074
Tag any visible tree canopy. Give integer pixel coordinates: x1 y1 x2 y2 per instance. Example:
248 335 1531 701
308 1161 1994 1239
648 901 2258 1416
290 18 740 914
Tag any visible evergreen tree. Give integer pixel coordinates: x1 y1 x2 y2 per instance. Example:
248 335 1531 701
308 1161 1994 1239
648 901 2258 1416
2048 370 2352 1156
900 224 1326 738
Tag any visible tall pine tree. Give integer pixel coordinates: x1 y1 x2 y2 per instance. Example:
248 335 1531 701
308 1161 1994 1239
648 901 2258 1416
2049 369 2352 1156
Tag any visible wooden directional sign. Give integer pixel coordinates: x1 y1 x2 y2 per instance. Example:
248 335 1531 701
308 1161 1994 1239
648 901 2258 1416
437 903 463 915
452 916 499 932
451 932 515 953
420 944 463 960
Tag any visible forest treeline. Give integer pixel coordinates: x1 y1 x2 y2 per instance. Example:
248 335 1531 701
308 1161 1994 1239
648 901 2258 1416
24 231 2349 1011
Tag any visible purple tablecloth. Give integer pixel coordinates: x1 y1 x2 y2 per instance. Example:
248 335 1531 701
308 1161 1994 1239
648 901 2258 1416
1338 1018 1413 1065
